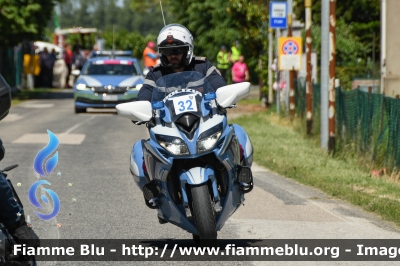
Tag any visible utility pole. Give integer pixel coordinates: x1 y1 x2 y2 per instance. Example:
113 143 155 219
288 0 295 117
328 0 337 153
321 0 330 150
380 0 386 94
268 28 274 104
276 28 281 115
305 0 313 135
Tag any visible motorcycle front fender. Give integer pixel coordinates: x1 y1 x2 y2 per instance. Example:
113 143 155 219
179 166 214 185
179 166 220 208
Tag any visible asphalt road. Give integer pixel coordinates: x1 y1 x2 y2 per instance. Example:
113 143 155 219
1 98 399 266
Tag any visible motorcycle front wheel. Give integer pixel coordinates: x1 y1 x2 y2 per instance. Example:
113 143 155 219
191 183 217 246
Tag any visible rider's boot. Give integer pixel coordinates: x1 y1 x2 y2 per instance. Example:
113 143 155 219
6 214 40 248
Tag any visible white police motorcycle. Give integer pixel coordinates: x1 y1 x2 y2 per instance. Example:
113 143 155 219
117 71 253 245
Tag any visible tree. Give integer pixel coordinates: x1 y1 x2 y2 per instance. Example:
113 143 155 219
0 0 60 78
294 0 380 88
127 0 172 35
58 0 169 36
0 0 59 46
228 0 269 88
169 0 240 60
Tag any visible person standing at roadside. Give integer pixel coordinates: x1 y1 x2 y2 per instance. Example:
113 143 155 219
88 44 99 59
72 46 86 84
39 48 54 88
143 41 159 73
231 55 250 83
228 40 241 65
48 49 57 88
216 45 229 82
63 43 73 88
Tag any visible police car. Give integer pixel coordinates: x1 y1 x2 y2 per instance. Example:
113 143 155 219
73 52 144 113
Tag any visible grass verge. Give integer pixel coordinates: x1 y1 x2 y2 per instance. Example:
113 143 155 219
231 108 400 227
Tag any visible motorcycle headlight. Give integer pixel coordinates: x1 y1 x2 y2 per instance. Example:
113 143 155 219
76 83 89 90
156 135 189 155
197 123 223 153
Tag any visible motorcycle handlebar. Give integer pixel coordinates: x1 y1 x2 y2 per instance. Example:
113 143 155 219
1 164 18 173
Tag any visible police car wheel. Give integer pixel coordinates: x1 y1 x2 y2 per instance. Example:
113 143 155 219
74 106 86 114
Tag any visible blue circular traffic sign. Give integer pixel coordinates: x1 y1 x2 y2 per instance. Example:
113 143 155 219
282 40 299 55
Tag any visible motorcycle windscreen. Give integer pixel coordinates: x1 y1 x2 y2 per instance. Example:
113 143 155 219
151 71 214 122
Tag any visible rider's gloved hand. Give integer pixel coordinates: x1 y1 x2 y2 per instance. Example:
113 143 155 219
6 215 40 248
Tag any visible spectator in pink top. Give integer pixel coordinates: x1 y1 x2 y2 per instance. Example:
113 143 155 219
231 55 249 83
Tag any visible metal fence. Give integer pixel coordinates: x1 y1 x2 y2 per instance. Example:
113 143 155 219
0 45 23 89
295 78 400 169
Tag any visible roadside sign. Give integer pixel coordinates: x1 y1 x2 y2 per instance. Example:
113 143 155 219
278 37 302 70
270 1 287 29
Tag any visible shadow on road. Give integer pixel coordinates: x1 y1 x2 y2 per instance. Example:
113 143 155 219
13 88 74 100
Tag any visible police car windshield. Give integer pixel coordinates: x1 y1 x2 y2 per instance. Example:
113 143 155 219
151 71 214 103
81 60 139 76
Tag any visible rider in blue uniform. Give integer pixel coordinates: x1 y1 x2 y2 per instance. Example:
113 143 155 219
136 24 253 223
0 75 40 247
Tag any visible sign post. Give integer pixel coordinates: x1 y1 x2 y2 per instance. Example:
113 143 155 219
270 1 288 29
278 37 302 71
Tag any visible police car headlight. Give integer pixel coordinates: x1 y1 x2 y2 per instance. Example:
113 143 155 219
76 83 89 90
128 84 143 91
156 134 189 155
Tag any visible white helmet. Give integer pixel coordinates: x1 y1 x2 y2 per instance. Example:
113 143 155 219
157 24 194 67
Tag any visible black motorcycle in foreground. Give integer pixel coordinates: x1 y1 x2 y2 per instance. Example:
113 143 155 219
0 164 36 266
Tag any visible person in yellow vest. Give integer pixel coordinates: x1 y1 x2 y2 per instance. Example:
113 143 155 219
228 40 241 64
228 41 241 84
216 45 229 82
143 41 159 75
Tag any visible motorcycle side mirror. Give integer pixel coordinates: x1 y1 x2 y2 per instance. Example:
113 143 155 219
1 164 18 172
216 82 251 108
116 101 153 122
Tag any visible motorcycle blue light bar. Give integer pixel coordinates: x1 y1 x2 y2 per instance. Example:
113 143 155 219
204 92 216 101
152 101 165 110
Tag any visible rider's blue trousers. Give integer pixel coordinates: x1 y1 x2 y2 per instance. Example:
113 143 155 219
0 171 23 227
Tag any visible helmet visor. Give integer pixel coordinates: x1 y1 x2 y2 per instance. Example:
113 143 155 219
159 47 188 56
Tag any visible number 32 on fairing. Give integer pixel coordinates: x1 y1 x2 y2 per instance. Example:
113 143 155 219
173 95 198 115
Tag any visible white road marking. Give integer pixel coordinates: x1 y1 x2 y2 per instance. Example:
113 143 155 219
13 133 85 145
19 103 55 109
308 197 351 223
62 115 95 134
13 116 96 144
1 113 23 122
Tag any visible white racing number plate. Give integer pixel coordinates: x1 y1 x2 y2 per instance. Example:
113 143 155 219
172 95 198 115
103 95 119 101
